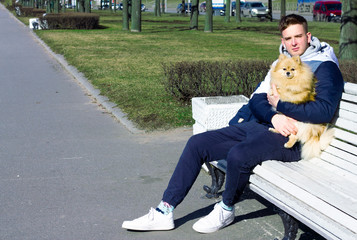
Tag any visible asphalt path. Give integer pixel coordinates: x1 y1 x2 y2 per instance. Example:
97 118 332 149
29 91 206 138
0 4 323 240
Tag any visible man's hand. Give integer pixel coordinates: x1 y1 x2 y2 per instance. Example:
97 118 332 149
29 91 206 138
271 114 298 137
267 84 280 108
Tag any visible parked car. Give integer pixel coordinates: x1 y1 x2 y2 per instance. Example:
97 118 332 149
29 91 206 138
118 2 146 11
141 3 146 11
112 4 120 10
220 1 244 16
241 1 269 19
200 2 206 12
313 0 341 22
176 3 191 13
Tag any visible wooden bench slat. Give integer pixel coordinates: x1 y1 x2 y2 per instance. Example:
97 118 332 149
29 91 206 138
255 161 357 218
252 163 357 232
344 82 357 96
335 108 357 124
308 157 357 181
250 175 357 240
320 150 357 176
323 145 357 166
330 138 357 157
334 128 357 146
340 99 357 112
341 92 357 104
294 160 357 200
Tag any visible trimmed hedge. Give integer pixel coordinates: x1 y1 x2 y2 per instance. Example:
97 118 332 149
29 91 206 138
163 60 271 104
340 60 357 84
39 13 99 29
19 7 46 17
163 59 357 104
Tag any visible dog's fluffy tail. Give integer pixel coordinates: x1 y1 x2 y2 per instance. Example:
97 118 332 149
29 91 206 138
301 127 335 160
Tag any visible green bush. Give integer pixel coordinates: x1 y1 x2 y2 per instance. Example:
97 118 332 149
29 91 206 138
17 7 46 17
163 60 357 104
340 60 357 84
39 13 99 30
163 60 271 104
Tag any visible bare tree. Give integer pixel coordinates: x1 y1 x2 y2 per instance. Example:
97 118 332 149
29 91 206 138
190 0 199 29
339 0 357 60
204 0 213 32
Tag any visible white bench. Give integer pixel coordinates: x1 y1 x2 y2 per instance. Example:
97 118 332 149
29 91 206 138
199 82 357 240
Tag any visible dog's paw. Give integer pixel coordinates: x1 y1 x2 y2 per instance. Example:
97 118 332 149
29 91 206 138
269 127 279 133
284 143 293 148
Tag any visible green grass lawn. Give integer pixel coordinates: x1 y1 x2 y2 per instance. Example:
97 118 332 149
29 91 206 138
19 10 341 130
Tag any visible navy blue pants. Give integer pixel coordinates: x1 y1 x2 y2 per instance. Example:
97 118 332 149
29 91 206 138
162 121 301 207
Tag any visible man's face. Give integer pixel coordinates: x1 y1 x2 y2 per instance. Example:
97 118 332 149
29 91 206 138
281 24 311 56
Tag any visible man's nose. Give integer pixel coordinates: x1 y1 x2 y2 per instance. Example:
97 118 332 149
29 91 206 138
291 38 297 45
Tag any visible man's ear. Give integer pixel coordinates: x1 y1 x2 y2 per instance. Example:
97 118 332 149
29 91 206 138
281 38 286 49
307 32 312 44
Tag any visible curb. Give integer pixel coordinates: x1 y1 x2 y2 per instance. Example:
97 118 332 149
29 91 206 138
1 3 145 134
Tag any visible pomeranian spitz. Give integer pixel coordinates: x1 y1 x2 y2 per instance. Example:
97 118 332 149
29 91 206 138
269 54 334 160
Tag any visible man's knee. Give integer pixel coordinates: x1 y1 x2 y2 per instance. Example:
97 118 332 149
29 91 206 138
186 132 209 150
226 144 256 170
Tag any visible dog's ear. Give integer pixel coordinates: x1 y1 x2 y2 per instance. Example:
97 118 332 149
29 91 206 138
278 54 286 62
292 55 301 64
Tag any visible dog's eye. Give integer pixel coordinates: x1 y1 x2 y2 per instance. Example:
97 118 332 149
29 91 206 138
291 68 295 71
283 68 287 71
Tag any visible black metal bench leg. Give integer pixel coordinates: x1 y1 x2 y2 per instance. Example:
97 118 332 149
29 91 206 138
274 210 299 240
203 162 225 198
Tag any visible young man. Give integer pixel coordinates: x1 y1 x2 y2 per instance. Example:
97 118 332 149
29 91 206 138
122 14 344 233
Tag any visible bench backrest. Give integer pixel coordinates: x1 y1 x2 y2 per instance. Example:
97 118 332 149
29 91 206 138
324 82 357 176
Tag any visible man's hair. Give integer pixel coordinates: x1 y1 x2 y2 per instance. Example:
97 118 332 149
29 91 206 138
279 14 308 34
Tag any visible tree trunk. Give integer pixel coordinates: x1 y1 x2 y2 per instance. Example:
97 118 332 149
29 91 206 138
131 0 142 32
122 0 130 30
78 0 85 12
155 0 161 16
235 0 241 23
181 0 185 15
225 0 230 22
54 0 60 13
161 0 165 13
339 0 357 60
281 0 286 18
85 0 91 12
268 0 272 21
204 0 213 32
190 0 199 29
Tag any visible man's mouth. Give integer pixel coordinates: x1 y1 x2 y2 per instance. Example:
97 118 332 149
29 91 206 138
292 47 299 52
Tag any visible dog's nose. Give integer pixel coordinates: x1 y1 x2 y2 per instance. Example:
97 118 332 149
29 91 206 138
286 72 291 76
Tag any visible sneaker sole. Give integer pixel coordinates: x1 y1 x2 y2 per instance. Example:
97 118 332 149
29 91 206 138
122 222 174 231
192 217 234 234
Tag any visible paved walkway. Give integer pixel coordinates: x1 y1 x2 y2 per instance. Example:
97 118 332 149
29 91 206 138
0 5 324 240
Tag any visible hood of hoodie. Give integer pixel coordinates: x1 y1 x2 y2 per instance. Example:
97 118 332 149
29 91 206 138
250 36 339 96
279 36 339 72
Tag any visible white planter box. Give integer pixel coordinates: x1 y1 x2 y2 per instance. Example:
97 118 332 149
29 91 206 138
29 18 41 30
192 95 249 135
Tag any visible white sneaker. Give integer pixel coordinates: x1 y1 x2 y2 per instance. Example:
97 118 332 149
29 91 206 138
122 208 174 231
192 203 235 233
